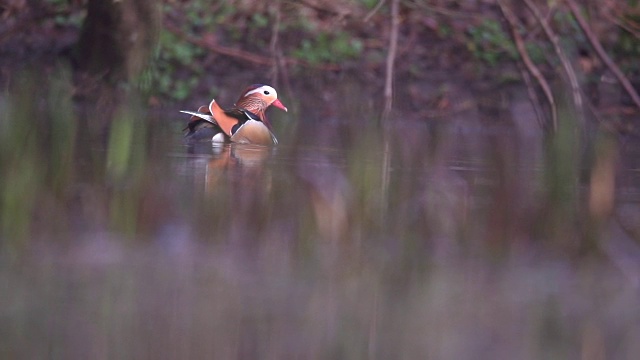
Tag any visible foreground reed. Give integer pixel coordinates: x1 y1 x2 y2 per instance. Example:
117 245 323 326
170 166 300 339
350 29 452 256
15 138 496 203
0 68 638 359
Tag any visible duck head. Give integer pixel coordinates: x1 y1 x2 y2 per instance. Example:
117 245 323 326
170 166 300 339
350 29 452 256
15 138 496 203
236 84 288 115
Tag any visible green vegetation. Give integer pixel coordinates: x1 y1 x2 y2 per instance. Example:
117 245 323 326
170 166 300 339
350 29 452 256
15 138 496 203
150 31 205 101
467 19 517 66
10 0 640 115
293 32 364 65
613 12 640 73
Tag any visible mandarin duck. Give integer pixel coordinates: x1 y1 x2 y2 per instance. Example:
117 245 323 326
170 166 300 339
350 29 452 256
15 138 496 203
181 84 287 145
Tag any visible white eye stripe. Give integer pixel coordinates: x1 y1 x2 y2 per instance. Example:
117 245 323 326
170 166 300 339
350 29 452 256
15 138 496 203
245 85 277 98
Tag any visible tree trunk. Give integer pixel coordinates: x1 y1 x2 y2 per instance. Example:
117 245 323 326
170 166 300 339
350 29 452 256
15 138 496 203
76 0 160 83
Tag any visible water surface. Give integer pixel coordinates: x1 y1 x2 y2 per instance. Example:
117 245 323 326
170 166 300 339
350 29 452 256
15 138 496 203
1 80 639 359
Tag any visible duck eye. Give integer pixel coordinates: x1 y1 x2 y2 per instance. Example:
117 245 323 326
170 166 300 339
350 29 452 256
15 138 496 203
263 90 270 95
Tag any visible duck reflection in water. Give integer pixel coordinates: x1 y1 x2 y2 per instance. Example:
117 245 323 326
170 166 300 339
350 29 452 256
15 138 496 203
185 142 274 198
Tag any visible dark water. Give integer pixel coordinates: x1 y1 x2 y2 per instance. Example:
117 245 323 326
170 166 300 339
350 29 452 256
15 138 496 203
1 77 640 358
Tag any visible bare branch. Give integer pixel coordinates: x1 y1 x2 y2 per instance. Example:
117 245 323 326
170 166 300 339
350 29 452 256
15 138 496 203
165 22 342 71
498 0 557 130
567 0 640 112
523 0 584 120
364 0 386 22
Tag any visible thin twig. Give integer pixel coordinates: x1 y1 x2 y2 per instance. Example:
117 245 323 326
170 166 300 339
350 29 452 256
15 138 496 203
271 0 294 107
523 0 584 120
382 0 399 122
288 0 345 17
364 0 386 22
567 0 640 112
269 0 282 85
604 12 640 40
498 0 557 130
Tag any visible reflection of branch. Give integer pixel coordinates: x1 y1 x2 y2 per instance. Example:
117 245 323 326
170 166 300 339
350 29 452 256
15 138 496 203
498 0 556 130
165 22 341 71
523 0 584 119
382 0 399 122
517 62 548 128
567 0 640 112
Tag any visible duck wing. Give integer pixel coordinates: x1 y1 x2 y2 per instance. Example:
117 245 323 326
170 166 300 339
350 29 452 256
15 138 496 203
224 108 261 122
181 106 224 140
